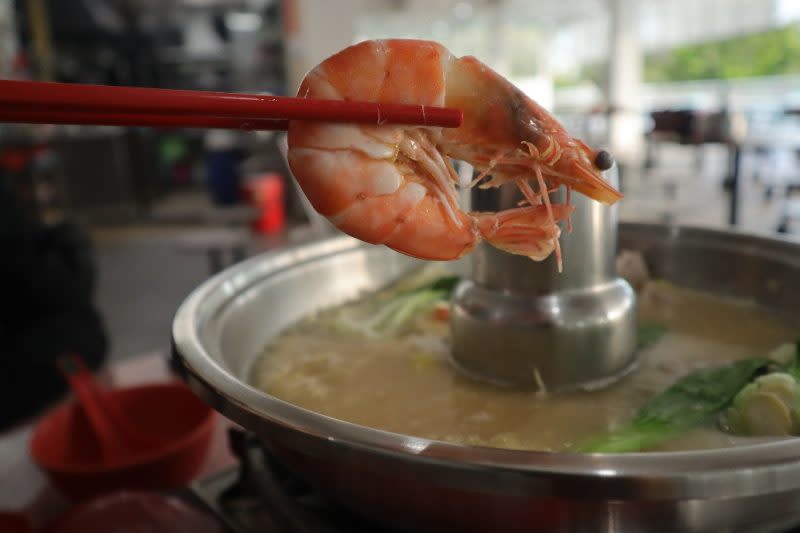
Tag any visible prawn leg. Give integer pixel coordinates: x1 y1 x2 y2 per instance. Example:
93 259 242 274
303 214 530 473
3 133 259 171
474 204 574 261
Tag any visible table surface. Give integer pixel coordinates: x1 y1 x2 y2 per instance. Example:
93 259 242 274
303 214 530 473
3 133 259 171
0 351 238 529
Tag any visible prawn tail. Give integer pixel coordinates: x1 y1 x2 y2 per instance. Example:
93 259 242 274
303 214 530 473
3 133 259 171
474 204 574 261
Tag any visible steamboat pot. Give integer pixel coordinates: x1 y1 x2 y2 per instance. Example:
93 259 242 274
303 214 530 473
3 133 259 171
172 223 800 532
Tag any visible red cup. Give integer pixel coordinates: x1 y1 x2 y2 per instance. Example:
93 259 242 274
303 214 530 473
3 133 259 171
244 173 285 235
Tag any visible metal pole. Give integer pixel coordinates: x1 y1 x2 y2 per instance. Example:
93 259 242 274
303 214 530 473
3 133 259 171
728 144 742 226
26 0 54 81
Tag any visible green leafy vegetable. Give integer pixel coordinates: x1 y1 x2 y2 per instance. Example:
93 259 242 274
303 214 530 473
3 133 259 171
368 289 447 335
637 323 666 349
634 358 768 426
334 275 460 337
401 275 460 296
369 275 459 334
579 357 769 453
784 341 800 382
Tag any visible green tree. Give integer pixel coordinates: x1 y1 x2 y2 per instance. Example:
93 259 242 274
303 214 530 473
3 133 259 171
568 24 800 86
644 24 800 82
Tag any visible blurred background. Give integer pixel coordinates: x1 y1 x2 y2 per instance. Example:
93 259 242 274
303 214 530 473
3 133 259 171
3 0 800 367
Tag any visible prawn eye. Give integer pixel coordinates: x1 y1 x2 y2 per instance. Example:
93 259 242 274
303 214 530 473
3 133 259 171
594 150 614 171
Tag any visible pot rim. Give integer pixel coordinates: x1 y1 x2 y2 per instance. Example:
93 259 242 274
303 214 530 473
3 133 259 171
171 223 800 500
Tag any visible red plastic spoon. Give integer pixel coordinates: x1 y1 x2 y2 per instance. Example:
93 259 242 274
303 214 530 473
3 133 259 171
56 354 163 464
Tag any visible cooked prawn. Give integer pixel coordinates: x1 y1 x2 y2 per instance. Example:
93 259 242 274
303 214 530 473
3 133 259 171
287 39 621 268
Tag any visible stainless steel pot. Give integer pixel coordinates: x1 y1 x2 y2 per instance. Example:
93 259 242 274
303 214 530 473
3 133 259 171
172 223 800 533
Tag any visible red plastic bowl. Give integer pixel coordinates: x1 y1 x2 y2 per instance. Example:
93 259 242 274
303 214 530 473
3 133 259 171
29 382 215 502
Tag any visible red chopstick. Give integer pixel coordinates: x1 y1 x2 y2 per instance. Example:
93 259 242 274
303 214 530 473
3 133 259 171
0 109 289 131
0 80 463 130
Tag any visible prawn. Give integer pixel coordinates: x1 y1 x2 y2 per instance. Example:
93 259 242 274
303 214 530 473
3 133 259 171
287 39 621 268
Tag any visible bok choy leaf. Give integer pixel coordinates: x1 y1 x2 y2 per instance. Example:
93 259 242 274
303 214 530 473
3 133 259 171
579 357 769 453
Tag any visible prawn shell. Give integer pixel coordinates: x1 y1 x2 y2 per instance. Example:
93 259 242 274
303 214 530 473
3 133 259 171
287 147 403 217
302 39 449 107
382 196 477 260
287 38 620 263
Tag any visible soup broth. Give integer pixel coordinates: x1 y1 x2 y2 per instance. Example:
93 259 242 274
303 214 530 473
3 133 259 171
253 268 797 452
